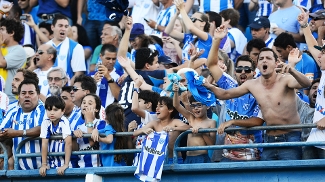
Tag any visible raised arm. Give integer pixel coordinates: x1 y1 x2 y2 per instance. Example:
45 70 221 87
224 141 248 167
284 48 312 89
131 76 147 118
24 14 50 44
173 83 193 120
297 6 321 65
117 16 133 58
207 24 229 82
204 80 250 100
175 0 208 41
164 10 184 41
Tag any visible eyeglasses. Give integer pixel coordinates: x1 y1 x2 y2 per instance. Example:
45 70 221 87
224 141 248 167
47 77 64 82
235 66 253 73
37 50 45 55
190 103 203 109
312 17 325 21
72 86 83 92
190 17 203 23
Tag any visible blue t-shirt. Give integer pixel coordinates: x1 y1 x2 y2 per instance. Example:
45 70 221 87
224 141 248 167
98 124 125 166
182 33 212 65
38 0 71 18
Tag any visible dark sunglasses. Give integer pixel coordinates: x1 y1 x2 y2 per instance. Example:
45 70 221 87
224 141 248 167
190 103 203 109
72 86 83 92
147 48 159 60
235 66 253 73
47 77 64 82
190 17 203 23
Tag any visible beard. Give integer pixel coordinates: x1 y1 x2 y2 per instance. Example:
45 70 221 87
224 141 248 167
49 85 61 96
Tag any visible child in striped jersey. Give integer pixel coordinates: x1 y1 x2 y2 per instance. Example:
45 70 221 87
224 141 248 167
39 96 72 177
73 94 106 168
133 96 191 162
128 76 160 166
91 103 127 166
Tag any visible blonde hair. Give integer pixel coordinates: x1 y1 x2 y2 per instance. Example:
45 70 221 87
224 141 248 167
218 50 235 79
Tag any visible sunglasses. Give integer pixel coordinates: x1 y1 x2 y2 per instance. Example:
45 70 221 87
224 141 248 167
72 86 83 92
190 103 203 109
190 17 203 23
47 77 64 82
147 48 159 60
235 66 253 73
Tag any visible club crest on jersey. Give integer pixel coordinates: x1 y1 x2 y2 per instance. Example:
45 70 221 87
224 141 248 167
158 138 165 144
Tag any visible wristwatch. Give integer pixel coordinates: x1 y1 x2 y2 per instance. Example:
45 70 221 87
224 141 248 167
85 122 94 128
107 78 115 83
22 129 26 137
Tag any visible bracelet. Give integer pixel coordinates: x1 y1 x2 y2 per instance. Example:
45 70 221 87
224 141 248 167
85 122 94 128
300 23 308 28
133 88 140 93
154 23 158 30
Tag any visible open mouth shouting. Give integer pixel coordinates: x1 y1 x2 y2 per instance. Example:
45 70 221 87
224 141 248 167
239 74 248 83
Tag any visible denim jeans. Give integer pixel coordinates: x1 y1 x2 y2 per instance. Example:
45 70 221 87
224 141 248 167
261 131 302 160
84 20 106 50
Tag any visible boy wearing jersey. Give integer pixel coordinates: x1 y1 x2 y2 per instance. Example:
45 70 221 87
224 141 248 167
128 77 160 166
39 96 72 177
173 86 216 163
133 97 191 161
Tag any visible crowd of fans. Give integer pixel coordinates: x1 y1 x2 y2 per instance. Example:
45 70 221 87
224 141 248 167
0 0 324 178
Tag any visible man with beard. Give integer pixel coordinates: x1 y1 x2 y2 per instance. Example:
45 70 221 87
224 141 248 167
28 44 57 97
207 25 261 162
45 67 68 98
46 14 86 85
0 79 46 170
8 69 39 112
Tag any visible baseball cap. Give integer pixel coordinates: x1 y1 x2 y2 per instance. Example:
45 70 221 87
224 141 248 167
309 9 325 19
248 17 270 29
158 56 178 67
23 47 35 58
130 23 145 41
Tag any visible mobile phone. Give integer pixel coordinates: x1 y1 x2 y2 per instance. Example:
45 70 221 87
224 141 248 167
20 15 27 21
144 18 150 22
162 32 169 37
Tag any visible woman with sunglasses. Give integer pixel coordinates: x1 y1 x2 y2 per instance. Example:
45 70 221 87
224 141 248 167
164 0 212 68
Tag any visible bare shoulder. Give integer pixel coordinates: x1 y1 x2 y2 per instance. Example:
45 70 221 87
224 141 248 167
172 119 184 125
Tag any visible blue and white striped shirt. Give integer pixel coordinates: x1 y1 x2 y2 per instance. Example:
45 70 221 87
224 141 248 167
0 104 46 170
155 5 177 34
256 0 273 17
40 117 72 168
199 0 233 13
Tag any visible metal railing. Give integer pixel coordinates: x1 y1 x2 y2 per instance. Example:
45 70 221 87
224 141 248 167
0 123 322 171
0 142 8 170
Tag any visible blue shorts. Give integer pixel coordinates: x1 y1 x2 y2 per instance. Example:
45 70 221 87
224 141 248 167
168 157 184 164
261 131 302 160
184 154 211 164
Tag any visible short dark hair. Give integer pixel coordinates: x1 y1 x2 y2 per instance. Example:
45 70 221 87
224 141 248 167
274 32 297 49
206 11 222 28
39 22 53 35
81 94 101 120
100 44 117 55
18 79 40 95
235 55 256 70
61 86 73 93
189 95 198 103
0 19 24 42
45 96 65 111
136 34 154 48
52 14 69 26
46 46 57 63
219 9 240 27
16 68 39 83
150 35 163 48
74 75 97 94
257 47 278 62
158 96 178 119
138 90 160 112
135 48 158 70
246 39 266 53
311 78 320 86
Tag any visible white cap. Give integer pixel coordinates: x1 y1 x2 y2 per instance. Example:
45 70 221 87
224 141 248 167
23 47 35 58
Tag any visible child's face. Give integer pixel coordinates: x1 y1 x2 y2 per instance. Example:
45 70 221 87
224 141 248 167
138 98 148 110
156 102 171 119
190 102 207 118
81 95 97 115
47 106 64 122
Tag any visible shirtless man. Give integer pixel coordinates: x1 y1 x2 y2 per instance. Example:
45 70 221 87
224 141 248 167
208 30 311 160
173 84 216 163
133 96 191 163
